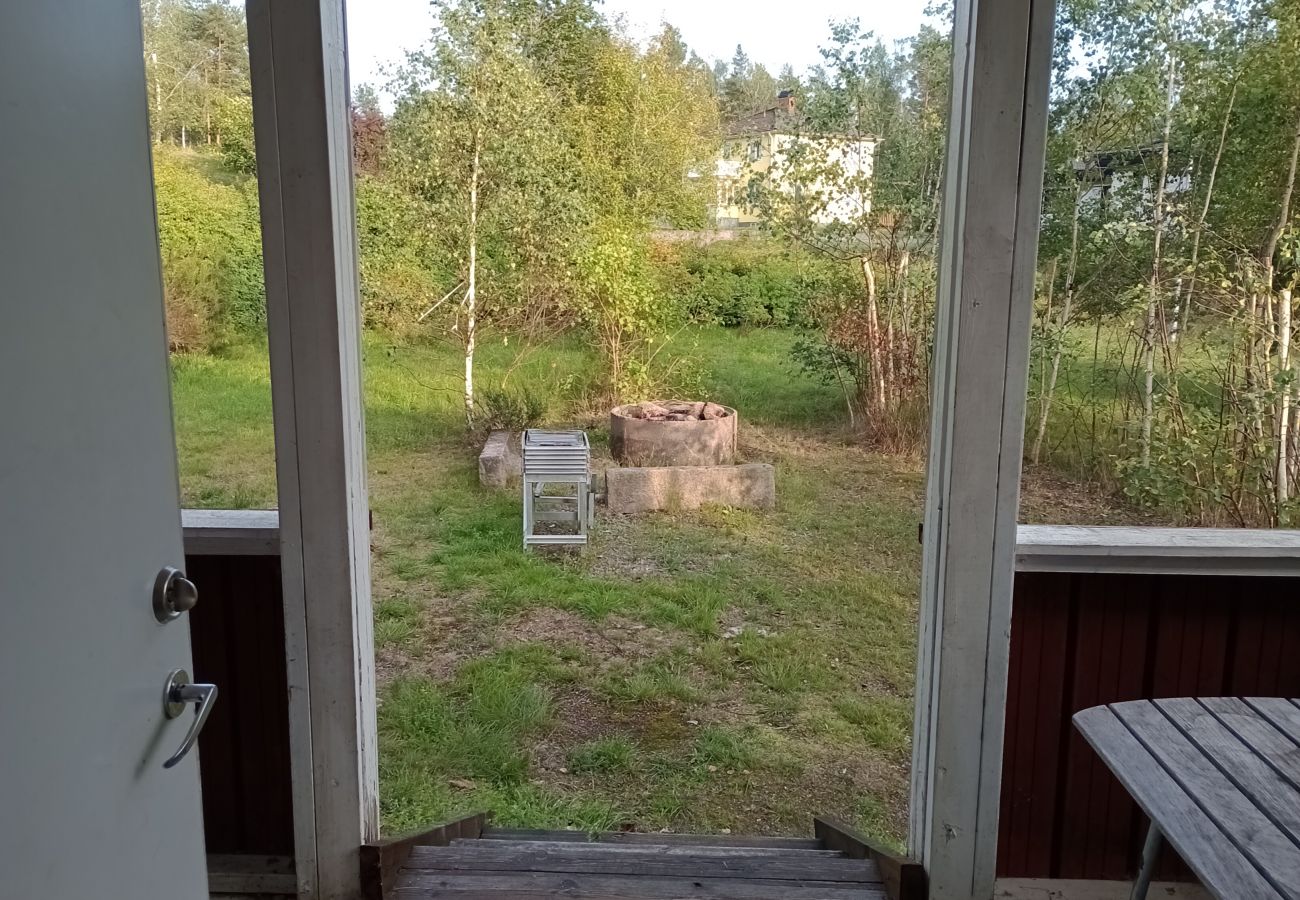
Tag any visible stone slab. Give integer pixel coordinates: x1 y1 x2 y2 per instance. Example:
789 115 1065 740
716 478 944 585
605 464 775 514
479 430 521 489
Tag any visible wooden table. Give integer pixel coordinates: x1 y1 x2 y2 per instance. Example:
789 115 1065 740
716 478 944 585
1073 698 1300 900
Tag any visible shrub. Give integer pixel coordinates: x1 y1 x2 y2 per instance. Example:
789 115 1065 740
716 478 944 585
479 387 547 431
666 239 841 329
152 148 265 350
355 175 449 334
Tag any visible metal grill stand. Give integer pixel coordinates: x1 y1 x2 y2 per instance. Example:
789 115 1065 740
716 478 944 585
522 430 593 549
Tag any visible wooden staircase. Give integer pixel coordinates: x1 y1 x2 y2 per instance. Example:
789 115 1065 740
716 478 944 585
362 814 925 900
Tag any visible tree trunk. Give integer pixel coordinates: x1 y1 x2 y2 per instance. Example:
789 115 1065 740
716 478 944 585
1032 178 1084 465
1277 288 1294 509
1262 106 1300 279
464 128 481 424
861 257 886 415
1030 257 1059 464
152 52 162 144
1141 52 1176 468
1180 79 1237 348
1262 107 1300 508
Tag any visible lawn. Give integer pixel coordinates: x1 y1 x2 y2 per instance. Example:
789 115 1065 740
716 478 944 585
172 326 926 845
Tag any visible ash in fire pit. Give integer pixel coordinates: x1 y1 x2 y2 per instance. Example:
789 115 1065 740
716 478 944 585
610 400 737 467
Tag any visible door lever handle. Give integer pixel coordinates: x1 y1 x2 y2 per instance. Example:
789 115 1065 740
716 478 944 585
161 669 218 769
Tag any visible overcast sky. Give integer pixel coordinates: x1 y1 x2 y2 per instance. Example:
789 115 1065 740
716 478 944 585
347 0 936 105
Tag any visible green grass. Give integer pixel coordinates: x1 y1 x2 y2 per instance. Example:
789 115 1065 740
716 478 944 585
171 325 921 843
569 737 640 776
1025 321 1232 479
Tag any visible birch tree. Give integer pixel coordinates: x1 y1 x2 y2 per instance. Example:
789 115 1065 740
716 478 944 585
389 0 576 422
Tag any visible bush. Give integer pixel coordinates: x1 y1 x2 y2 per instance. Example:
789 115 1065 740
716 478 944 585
152 148 265 350
355 176 449 334
478 387 547 431
666 239 842 329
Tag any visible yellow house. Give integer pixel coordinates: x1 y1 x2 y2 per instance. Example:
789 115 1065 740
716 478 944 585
715 91 877 228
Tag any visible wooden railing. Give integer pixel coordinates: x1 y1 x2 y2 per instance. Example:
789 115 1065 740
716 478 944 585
998 526 1300 885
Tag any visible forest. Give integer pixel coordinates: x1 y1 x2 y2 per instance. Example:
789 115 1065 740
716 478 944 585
143 0 1300 526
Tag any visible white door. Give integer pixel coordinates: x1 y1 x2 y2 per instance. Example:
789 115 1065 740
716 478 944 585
0 2 210 899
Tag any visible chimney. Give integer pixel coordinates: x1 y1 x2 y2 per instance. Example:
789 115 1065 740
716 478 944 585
776 90 796 112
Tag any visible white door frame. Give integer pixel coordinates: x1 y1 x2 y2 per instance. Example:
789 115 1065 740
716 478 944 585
247 2 379 898
910 0 1056 898
237 1 1059 897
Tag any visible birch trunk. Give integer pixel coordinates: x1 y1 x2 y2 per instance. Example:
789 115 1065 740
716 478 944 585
464 128 481 423
152 53 162 144
1180 80 1237 348
861 257 886 415
1263 108 1300 508
1029 258 1058 463
1032 174 1084 464
1278 289 1294 508
1141 53 1176 468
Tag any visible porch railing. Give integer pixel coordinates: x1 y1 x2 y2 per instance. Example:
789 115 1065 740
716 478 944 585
999 525 1300 884
182 510 1300 891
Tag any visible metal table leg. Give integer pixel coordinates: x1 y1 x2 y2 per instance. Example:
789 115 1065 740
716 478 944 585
1130 821 1163 900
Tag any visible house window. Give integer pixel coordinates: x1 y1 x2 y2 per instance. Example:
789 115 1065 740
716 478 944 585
748 141 762 162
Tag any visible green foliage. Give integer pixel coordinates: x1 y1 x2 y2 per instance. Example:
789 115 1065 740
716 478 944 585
152 148 264 350
214 95 257 176
572 220 685 401
354 175 447 333
671 240 846 328
478 386 548 430
142 0 251 147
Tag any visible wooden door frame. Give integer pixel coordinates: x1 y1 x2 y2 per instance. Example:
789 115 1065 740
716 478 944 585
910 0 1056 898
247 1 379 898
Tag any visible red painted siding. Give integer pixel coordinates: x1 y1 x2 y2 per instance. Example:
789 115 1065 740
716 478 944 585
187 553 295 856
998 571 1300 880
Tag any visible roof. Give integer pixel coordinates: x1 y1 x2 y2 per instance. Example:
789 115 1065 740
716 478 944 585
724 97 878 142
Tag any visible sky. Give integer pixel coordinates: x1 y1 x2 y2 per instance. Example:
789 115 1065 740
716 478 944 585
346 0 936 106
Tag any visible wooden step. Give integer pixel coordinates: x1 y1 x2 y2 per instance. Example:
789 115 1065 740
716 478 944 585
368 813 911 900
410 842 879 881
452 838 842 859
391 840 886 899
479 827 827 851
390 870 886 899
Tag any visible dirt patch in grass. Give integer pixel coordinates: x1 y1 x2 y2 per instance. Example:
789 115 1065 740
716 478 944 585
1020 465 1153 525
498 608 680 668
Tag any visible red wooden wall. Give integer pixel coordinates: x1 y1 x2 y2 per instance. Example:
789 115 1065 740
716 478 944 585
998 571 1300 880
187 552 296 857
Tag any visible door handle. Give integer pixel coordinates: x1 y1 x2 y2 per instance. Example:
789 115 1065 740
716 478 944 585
161 669 218 769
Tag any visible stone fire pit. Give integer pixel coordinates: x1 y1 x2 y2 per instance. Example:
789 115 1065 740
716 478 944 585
610 401 737 467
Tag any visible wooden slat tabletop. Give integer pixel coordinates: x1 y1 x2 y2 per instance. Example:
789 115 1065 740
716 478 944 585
1074 698 1300 900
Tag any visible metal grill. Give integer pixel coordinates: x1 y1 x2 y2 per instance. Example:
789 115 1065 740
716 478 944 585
522 429 593 548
